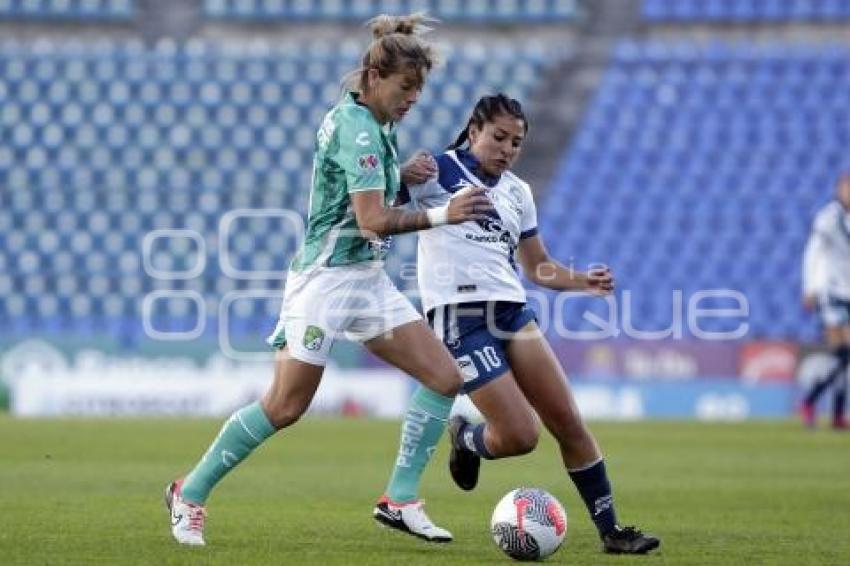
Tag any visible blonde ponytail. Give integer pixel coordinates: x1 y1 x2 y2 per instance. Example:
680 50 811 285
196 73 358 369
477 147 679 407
366 12 433 39
345 12 439 94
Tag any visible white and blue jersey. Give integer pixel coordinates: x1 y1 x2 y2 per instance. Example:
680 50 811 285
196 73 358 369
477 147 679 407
399 148 539 314
400 149 540 392
804 200 850 326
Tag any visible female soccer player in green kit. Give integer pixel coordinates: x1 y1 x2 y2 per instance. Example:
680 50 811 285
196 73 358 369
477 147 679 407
164 13 492 546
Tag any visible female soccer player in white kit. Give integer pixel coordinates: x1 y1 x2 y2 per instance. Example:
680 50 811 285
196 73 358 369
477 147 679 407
391 94 660 554
801 173 850 429
164 13 493 546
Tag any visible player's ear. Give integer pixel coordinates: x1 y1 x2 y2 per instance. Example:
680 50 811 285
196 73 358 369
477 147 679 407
366 67 381 91
467 123 481 146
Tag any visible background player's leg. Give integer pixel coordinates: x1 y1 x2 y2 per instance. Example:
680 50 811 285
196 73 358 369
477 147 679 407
831 324 850 428
803 325 848 426
367 320 462 503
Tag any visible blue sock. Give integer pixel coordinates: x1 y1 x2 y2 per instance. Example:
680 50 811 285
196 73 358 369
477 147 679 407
568 459 618 536
385 386 455 503
457 421 495 459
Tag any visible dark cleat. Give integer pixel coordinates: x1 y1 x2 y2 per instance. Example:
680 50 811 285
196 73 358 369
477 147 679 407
448 415 480 491
602 525 661 554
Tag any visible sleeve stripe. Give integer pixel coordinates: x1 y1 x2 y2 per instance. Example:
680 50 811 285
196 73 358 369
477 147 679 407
348 186 385 193
520 227 538 240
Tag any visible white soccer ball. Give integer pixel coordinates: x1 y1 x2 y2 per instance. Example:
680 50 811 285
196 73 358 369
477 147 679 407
490 488 567 561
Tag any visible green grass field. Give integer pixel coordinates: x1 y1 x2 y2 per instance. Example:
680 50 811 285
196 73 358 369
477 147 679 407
1 417 849 565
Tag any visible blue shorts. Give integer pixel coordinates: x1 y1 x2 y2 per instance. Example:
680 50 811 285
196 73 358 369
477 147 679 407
427 301 538 394
820 295 850 327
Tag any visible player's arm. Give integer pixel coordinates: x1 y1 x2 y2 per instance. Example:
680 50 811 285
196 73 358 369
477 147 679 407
517 235 614 295
351 188 492 237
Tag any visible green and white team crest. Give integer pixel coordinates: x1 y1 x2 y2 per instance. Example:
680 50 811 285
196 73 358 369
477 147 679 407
303 325 326 351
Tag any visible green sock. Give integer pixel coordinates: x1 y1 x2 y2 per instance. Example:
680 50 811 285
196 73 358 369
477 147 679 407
181 401 276 504
386 386 455 503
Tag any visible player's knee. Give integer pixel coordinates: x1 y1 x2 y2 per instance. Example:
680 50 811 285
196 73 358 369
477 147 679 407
500 422 540 456
431 373 463 398
423 360 463 397
262 399 308 429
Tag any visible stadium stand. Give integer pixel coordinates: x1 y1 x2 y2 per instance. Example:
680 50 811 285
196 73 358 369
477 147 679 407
0 37 553 342
541 41 849 341
0 0 134 20
642 0 850 22
204 0 579 23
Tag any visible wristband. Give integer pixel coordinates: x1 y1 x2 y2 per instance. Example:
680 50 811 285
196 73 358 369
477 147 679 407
426 205 450 227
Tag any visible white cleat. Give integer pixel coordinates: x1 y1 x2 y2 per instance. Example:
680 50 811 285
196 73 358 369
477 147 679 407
164 479 207 546
373 495 453 543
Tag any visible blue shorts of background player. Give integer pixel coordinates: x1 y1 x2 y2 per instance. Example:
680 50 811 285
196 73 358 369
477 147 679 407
428 301 537 394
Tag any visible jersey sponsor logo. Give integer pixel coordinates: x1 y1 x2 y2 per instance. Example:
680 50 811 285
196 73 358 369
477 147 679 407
449 177 505 230
358 153 380 171
457 284 477 293
477 217 504 233
456 355 479 382
367 235 392 260
465 233 501 243
303 325 325 351
355 131 371 146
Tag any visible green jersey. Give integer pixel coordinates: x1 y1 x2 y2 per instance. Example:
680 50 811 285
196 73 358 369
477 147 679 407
290 92 402 271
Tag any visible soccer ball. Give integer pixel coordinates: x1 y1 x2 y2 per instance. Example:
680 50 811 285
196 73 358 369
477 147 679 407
490 488 567 561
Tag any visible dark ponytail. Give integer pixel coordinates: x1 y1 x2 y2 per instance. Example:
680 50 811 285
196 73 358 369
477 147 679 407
447 93 528 150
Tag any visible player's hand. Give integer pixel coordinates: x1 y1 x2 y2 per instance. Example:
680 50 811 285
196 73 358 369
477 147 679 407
802 294 818 311
401 150 437 186
447 186 494 224
585 266 614 296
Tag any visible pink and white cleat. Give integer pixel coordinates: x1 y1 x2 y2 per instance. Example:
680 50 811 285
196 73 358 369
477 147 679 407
164 479 206 546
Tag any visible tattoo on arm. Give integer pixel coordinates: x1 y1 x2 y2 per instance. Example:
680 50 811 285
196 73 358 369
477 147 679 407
378 208 431 236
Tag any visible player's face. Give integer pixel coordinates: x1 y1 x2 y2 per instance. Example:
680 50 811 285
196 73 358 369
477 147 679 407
838 176 850 211
367 68 423 123
467 113 526 177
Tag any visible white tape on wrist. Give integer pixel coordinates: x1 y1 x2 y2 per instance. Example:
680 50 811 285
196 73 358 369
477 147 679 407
426 205 450 227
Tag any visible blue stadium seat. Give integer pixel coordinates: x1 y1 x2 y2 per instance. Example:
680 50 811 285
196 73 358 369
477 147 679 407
204 0 579 23
643 0 850 22
540 41 849 340
0 37 554 340
0 0 134 20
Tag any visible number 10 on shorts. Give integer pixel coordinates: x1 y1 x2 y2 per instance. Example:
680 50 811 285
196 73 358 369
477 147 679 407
474 346 503 373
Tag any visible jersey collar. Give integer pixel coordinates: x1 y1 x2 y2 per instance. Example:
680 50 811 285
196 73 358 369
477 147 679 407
455 148 501 188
